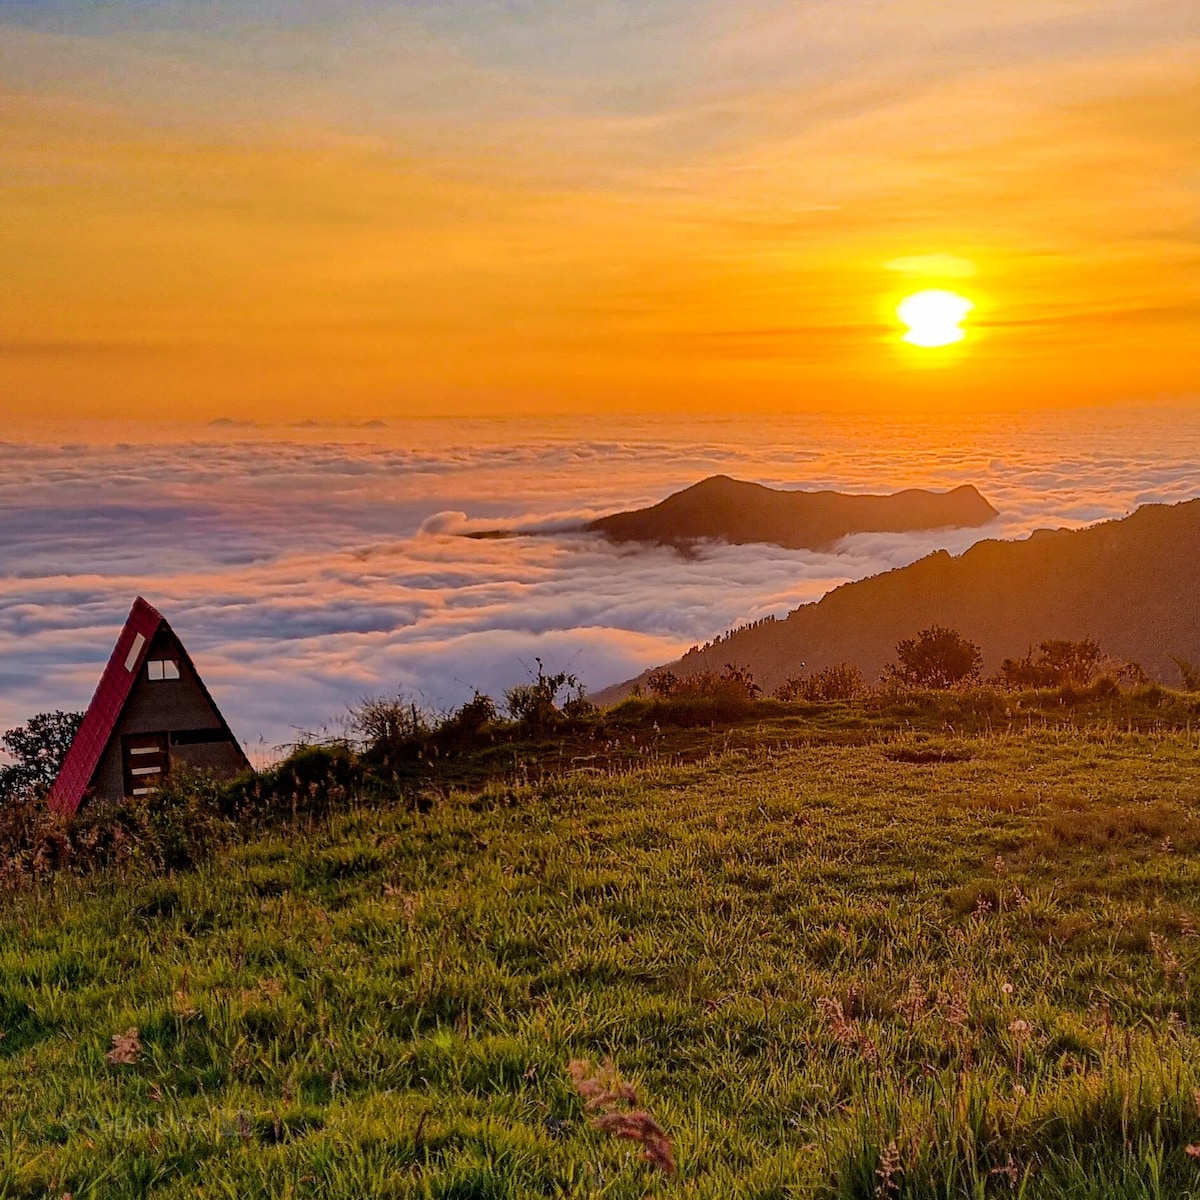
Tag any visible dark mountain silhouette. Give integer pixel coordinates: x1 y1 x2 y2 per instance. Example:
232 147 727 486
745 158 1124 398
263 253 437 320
587 476 998 551
598 498 1200 701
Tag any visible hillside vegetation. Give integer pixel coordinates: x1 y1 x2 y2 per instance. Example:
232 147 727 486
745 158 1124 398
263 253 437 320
3 694 1200 1197
602 497 1200 700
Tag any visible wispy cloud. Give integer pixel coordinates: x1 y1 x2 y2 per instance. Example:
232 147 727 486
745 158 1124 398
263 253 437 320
0 1 1195 418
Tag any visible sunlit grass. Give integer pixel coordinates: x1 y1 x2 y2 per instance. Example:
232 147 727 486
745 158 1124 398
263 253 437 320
2 721 1200 1196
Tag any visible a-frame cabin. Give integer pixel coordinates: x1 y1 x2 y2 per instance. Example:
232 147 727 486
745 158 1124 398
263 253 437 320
49 598 250 815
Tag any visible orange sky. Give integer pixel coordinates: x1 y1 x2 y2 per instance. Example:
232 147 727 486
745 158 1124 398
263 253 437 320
1 1 1197 420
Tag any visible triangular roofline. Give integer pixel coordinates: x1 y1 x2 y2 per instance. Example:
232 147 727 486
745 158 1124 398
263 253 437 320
163 613 250 782
48 598 249 815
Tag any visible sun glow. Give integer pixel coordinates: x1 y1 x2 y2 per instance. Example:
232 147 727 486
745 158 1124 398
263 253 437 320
897 290 975 348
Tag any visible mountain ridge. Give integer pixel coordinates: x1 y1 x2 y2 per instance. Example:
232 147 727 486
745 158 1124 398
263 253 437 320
596 497 1200 702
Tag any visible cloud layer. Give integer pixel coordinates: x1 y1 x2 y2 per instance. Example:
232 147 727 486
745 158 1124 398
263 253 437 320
2 407 1199 754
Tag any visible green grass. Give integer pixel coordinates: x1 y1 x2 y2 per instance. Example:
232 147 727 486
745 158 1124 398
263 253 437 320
4 717 1200 1197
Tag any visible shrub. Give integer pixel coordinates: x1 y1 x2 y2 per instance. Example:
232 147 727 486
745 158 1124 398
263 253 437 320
223 743 359 823
630 666 762 726
0 770 230 885
718 664 761 700
998 638 1104 689
883 627 982 690
1173 657 1200 691
437 691 498 746
349 695 427 761
505 659 584 733
775 664 865 703
646 670 680 699
561 694 598 722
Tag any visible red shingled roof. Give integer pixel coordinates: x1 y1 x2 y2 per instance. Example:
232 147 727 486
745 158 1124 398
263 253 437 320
48 597 165 816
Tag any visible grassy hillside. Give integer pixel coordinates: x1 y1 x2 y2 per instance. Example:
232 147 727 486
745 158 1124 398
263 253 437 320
4 709 1200 1197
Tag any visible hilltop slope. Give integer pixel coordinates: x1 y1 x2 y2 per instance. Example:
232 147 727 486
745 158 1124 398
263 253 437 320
4 721 1200 1195
603 497 1200 698
587 475 998 551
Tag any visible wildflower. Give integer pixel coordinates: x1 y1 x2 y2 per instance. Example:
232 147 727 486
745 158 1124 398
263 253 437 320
936 973 970 1028
173 989 199 1019
568 1059 675 1175
1150 933 1182 985
817 996 879 1063
816 997 859 1048
1187 1145 1200 1160
593 1111 677 1175
875 1140 901 1198
894 977 927 1028
568 1059 638 1110
1002 982 1014 996
973 896 993 918
993 855 1007 876
990 1155 1020 1186
106 1027 141 1066
1008 1018 1032 1078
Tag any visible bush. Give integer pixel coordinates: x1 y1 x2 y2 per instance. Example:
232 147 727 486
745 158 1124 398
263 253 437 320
349 695 428 764
505 660 585 733
646 669 681 699
998 638 1104 689
1173 657 1200 691
224 743 358 822
437 692 499 747
0 770 230 885
883 627 982 690
775 664 865 703
632 665 762 726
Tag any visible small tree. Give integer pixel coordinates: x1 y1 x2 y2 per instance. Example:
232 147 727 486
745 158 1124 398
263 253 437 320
884 627 982 690
1038 638 1103 686
0 711 83 805
999 638 1104 689
646 670 680 699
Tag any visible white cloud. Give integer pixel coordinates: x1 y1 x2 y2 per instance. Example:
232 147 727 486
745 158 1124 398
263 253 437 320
2 407 1198 751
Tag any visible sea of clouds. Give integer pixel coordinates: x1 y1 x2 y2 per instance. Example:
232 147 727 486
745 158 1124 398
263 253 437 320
2 407 1198 757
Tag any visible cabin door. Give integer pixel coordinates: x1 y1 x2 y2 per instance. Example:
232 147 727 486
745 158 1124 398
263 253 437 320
122 733 169 797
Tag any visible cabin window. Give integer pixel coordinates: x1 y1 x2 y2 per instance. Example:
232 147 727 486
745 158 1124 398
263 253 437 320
124 633 146 672
147 659 181 681
122 732 168 797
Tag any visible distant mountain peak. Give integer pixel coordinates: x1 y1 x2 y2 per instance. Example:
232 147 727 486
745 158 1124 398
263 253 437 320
588 476 998 552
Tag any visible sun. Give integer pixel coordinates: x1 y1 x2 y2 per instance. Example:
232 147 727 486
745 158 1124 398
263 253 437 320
896 289 975 348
